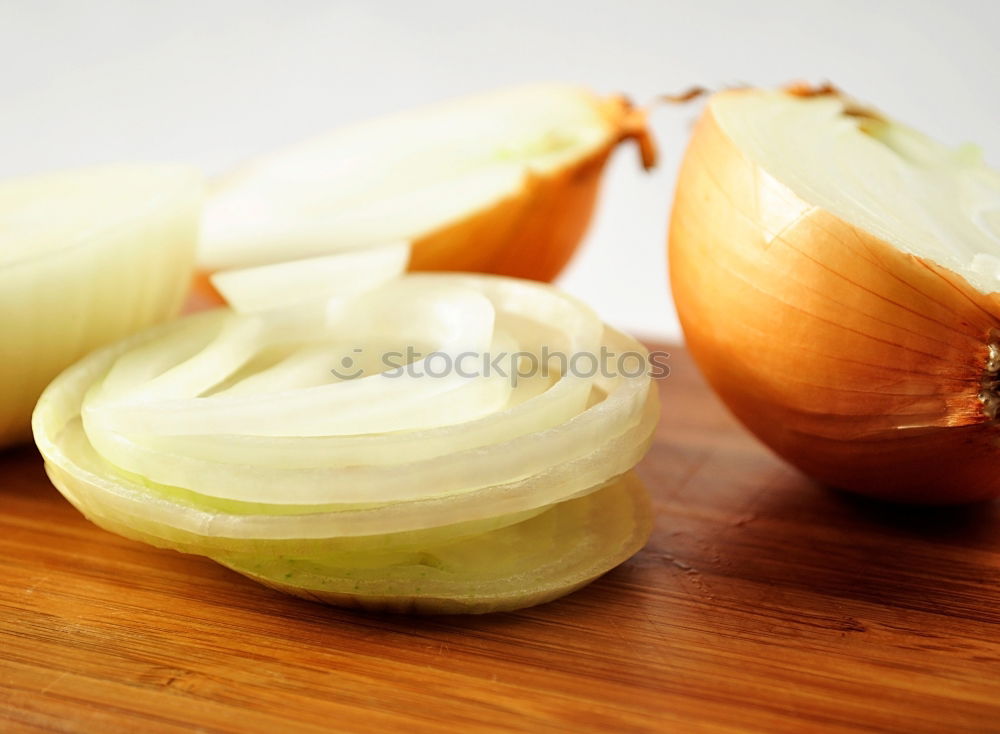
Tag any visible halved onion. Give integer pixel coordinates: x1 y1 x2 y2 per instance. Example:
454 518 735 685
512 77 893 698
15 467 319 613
197 84 655 292
0 166 202 448
669 85 1000 503
33 247 656 613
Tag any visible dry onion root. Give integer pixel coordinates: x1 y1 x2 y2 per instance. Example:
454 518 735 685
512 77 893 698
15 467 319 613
0 166 202 448
197 84 655 296
669 84 1000 503
33 245 656 613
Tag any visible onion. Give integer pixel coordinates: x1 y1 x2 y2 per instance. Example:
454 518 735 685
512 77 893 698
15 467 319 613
669 85 1000 503
197 84 655 295
33 246 656 613
0 166 202 448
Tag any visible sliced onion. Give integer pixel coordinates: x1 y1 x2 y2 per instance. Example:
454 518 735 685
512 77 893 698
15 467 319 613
221 473 653 615
33 247 656 613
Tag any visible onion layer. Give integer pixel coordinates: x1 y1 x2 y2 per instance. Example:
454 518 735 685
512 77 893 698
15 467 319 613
0 165 202 448
33 248 656 612
669 86 1000 503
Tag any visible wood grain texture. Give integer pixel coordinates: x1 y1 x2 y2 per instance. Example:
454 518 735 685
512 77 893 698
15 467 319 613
2 345 999 733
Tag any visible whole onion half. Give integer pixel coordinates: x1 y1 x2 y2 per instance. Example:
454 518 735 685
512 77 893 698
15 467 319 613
197 85 655 292
669 85 1000 504
0 166 202 448
33 246 656 613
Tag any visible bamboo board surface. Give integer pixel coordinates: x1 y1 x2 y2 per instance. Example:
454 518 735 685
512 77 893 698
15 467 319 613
1 345 999 733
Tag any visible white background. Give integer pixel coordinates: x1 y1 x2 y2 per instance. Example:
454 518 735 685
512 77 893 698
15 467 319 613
2 0 997 342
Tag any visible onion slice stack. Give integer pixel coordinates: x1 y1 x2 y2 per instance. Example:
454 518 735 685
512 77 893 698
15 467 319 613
33 245 656 613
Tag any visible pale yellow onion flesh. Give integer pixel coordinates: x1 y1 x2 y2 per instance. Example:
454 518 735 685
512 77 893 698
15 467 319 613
0 165 203 447
712 91 1000 291
220 473 653 615
210 242 410 314
33 247 656 611
669 87 1000 503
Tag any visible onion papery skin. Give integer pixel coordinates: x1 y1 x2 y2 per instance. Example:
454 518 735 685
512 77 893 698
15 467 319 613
669 90 1000 504
33 266 656 613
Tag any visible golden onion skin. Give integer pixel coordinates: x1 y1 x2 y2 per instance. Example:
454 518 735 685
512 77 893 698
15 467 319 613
669 89 1000 504
408 95 655 281
191 94 654 306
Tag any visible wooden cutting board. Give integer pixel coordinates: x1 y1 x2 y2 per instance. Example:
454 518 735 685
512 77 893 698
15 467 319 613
2 344 999 734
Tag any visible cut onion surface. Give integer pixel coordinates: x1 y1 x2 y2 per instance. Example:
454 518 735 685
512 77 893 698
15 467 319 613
1 165 202 448
198 85 655 290
33 246 657 613
669 84 1000 503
